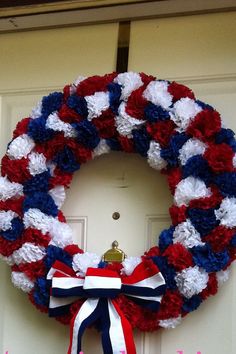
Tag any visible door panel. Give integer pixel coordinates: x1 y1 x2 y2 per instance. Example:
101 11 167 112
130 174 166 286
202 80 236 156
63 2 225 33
128 12 236 80
63 152 172 257
0 25 118 92
128 11 236 354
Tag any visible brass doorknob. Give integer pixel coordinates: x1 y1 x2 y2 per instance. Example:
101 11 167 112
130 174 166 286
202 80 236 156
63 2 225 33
102 241 126 263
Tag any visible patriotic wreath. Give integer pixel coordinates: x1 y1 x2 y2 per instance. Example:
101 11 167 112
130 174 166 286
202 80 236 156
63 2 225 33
1 72 236 354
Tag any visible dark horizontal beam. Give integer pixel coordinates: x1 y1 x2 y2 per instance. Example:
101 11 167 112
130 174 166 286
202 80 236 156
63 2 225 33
0 0 157 16
0 0 236 33
0 0 70 8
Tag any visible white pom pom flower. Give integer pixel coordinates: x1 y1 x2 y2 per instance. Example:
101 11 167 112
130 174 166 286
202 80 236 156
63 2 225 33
174 176 212 207
172 97 202 131
216 269 230 287
49 219 73 248
49 186 66 208
233 154 236 168
0 176 23 202
175 266 209 298
179 138 207 165
23 208 73 247
12 243 46 265
147 141 167 170
31 101 42 119
143 80 173 110
28 152 47 176
74 75 87 87
114 72 143 101
11 272 34 293
173 219 205 248
215 197 236 228
7 134 35 160
46 112 77 138
121 256 142 276
159 316 182 329
23 208 53 234
0 210 17 231
46 161 56 176
92 139 110 158
85 91 110 120
115 102 145 137
72 252 100 276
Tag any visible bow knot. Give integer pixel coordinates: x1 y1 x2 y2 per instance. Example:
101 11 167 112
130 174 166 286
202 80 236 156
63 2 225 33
47 260 166 354
83 268 122 298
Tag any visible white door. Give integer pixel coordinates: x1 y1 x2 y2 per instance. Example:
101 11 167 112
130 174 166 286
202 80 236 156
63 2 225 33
0 11 236 354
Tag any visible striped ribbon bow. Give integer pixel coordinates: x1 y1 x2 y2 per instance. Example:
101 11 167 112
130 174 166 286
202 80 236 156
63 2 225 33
47 260 166 354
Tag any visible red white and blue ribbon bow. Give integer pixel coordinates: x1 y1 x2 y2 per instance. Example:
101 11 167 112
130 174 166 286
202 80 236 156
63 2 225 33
47 260 166 354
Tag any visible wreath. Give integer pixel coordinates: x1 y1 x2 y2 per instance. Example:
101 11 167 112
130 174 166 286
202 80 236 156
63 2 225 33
1 72 236 354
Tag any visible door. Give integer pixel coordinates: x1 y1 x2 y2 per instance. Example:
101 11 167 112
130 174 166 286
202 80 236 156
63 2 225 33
0 11 236 354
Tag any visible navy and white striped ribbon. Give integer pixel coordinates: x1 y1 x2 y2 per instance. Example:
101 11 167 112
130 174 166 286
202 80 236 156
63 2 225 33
47 260 166 354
